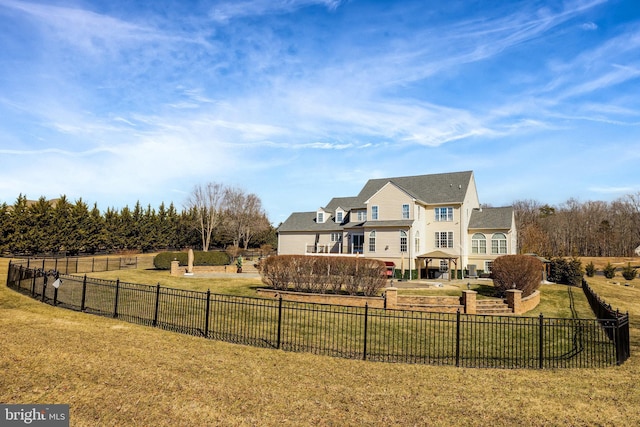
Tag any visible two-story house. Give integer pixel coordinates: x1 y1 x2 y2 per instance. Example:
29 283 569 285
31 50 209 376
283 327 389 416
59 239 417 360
277 171 517 279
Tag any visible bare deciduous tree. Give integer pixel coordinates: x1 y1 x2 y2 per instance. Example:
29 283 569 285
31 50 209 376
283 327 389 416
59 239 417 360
185 182 225 252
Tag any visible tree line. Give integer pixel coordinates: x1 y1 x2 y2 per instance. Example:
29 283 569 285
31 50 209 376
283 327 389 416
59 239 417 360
0 184 275 256
513 192 640 258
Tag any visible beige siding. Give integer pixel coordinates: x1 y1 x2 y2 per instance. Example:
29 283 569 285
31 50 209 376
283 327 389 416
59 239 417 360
277 232 313 255
367 183 413 220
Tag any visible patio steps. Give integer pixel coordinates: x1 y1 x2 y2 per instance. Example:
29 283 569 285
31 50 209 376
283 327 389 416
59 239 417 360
476 299 512 314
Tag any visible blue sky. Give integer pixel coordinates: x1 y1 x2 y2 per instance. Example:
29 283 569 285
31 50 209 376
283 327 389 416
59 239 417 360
1 0 639 225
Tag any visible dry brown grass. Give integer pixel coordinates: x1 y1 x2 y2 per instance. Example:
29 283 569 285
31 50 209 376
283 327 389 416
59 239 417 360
2 257 640 426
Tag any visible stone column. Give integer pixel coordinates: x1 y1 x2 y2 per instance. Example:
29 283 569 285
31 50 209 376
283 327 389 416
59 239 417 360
170 260 180 277
187 248 194 274
461 290 477 314
384 287 398 310
506 289 522 314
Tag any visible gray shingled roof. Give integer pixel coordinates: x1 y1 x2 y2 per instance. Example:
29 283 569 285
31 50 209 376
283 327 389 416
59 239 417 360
468 207 514 229
277 212 343 232
357 170 473 204
324 196 361 211
279 171 476 233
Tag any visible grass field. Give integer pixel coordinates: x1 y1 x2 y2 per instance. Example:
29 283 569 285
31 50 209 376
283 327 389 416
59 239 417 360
2 257 640 426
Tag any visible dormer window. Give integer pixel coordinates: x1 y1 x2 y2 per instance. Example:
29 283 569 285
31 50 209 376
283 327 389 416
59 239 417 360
317 212 324 223
336 211 343 223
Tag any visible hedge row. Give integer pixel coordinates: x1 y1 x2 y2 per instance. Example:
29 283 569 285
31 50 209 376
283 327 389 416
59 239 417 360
154 251 231 270
259 255 387 296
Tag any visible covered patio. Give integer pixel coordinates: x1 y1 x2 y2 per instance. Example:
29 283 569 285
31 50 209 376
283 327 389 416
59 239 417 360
416 250 459 281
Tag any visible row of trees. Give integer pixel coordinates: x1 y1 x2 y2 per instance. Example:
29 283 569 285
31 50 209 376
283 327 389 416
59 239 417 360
513 193 640 258
0 183 275 255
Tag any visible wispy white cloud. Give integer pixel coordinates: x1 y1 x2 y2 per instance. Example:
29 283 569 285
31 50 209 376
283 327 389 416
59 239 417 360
210 0 343 22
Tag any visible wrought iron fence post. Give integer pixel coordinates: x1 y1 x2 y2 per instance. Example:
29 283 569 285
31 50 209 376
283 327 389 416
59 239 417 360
42 259 45 270
55 258 58 271
65 257 69 274
53 286 58 306
615 311 622 366
92 258 95 272
539 313 544 369
81 275 87 311
30 267 36 297
106 257 109 271
113 279 120 318
277 296 283 350
363 303 369 361
455 309 461 367
27 258 30 269
153 283 160 327
41 273 47 303
75 258 78 273
204 289 211 338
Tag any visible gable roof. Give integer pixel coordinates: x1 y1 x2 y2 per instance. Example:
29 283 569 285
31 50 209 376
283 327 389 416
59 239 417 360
357 171 473 205
469 207 514 230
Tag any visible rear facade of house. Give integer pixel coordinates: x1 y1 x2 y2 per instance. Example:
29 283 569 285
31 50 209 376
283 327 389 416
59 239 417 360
277 171 517 279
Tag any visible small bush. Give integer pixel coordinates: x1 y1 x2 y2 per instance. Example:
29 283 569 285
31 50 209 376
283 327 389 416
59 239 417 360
622 263 637 281
585 262 596 277
603 262 616 279
491 255 543 297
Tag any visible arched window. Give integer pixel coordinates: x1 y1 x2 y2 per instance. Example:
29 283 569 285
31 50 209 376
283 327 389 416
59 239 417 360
472 233 486 254
400 230 407 253
368 231 376 252
414 231 420 253
492 233 507 254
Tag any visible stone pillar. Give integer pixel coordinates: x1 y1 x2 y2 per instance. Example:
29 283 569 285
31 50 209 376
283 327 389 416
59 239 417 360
384 287 398 310
187 248 194 274
170 260 180 277
506 289 523 314
461 290 477 314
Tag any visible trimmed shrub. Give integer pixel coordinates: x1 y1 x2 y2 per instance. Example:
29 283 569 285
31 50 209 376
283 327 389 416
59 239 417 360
603 262 616 279
259 255 387 296
585 261 596 278
491 255 543 297
153 251 230 270
622 263 637 281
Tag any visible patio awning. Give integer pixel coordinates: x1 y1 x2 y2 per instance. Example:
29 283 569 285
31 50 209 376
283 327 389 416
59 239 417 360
416 250 458 259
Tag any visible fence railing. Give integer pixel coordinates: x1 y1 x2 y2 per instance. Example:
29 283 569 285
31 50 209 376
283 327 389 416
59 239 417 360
5 262 629 368
10 256 155 274
582 279 631 365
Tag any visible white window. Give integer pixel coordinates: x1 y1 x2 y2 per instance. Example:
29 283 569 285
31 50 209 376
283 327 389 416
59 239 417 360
402 204 410 219
371 205 379 220
357 210 367 221
331 233 342 242
400 230 407 253
369 231 376 252
336 211 343 223
439 260 449 271
414 231 420 253
435 207 453 222
491 233 507 254
485 261 493 273
435 231 454 248
317 212 324 223
472 233 487 254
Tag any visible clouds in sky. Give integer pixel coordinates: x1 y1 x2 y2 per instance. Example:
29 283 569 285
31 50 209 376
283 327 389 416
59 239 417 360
0 0 639 223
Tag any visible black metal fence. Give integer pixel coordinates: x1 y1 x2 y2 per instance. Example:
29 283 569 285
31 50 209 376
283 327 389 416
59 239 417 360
5 262 629 369
582 279 631 365
10 256 155 274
